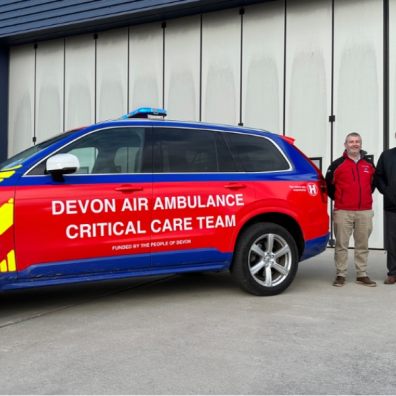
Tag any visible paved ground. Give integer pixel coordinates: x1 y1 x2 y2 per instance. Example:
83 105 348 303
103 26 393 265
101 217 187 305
1 248 396 395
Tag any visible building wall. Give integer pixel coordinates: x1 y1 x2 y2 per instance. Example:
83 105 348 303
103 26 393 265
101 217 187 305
6 0 388 248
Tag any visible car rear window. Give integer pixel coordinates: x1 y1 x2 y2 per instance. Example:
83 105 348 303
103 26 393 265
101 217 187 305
225 133 289 172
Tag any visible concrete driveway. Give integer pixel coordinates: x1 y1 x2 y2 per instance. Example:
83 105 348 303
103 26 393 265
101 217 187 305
0 248 395 395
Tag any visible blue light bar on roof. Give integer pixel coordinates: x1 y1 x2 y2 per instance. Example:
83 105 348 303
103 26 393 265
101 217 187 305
121 107 167 119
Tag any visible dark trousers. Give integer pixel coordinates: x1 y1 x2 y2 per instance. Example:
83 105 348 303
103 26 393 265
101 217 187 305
385 211 396 276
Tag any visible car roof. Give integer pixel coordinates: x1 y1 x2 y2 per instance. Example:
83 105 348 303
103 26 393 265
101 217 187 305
84 118 278 140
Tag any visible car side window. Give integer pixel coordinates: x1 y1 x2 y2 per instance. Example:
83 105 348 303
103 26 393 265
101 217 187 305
67 147 98 174
225 133 289 172
153 128 218 173
28 127 147 175
216 133 240 172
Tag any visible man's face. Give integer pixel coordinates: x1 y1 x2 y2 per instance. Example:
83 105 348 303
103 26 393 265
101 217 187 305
344 135 362 157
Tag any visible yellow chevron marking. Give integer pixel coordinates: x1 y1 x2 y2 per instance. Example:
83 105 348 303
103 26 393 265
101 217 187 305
0 198 14 235
7 250 16 272
0 170 15 182
0 259 6 272
0 250 16 272
0 165 21 183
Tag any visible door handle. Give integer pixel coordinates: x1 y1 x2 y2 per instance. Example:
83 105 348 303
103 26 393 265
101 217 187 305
224 183 246 190
115 185 143 192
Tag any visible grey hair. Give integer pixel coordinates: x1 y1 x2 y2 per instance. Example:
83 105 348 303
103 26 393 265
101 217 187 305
345 132 361 143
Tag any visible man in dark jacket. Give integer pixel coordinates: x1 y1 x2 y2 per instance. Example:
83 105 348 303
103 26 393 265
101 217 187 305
374 143 396 284
326 132 376 287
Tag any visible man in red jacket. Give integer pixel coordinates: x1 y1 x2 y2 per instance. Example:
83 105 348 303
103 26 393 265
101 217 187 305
325 132 376 287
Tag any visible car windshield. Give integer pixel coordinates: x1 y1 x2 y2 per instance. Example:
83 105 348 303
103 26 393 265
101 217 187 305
0 130 77 170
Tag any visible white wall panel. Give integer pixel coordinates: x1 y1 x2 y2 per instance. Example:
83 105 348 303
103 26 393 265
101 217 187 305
202 9 240 124
64 35 95 130
97 28 128 121
243 2 284 133
8 45 35 155
165 16 200 121
390 0 396 147
129 23 163 110
36 40 64 142
334 0 383 248
286 0 332 162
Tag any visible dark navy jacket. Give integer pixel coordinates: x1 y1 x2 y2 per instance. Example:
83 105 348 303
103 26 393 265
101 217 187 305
375 147 396 212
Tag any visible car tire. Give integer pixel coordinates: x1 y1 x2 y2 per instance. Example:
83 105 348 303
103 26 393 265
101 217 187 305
232 222 299 296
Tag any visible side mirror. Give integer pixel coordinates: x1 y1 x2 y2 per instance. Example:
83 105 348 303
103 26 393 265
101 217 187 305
46 154 80 181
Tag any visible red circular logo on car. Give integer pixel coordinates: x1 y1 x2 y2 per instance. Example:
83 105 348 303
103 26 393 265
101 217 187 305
307 183 318 196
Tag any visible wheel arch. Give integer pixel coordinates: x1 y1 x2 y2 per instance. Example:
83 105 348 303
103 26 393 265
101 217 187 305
233 213 304 261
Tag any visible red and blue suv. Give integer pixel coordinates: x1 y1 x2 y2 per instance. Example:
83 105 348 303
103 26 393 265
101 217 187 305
0 108 329 295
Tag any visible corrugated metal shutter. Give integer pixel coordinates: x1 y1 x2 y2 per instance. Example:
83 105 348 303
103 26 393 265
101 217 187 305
0 0 266 44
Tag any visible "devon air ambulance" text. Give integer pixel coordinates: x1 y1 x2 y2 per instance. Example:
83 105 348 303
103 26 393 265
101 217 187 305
51 193 245 239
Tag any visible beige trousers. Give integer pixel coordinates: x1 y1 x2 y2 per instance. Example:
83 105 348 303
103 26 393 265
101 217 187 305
333 209 374 278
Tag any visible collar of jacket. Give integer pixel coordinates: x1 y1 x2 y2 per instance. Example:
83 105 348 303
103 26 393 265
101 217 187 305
342 149 367 160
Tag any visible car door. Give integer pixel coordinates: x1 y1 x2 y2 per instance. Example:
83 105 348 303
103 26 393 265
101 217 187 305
14 126 153 279
151 126 256 270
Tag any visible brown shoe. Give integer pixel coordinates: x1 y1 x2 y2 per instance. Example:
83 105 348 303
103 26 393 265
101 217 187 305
356 276 377 287
333 276 345 287
384 276 396 285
